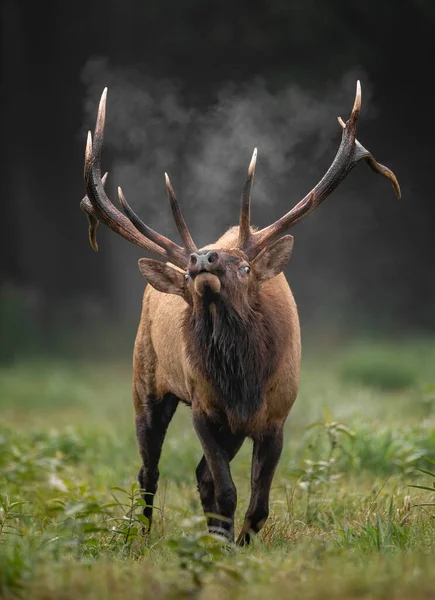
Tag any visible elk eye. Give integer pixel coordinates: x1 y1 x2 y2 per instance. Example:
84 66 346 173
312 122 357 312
240 265 250 274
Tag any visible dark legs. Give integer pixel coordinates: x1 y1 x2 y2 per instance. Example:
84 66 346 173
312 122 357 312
236 427 284 546
136 395 283 543
135 393 179 531
193 412 244 541
196 437 245 536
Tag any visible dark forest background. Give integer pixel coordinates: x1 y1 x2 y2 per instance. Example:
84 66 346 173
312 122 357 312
1 0 434 361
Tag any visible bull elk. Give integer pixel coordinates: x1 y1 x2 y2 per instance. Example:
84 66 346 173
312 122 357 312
80 81 400 544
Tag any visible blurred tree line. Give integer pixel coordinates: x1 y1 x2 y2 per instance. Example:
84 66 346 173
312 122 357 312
1 0 434 360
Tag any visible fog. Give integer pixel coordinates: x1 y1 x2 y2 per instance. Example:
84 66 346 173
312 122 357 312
81 58 389 325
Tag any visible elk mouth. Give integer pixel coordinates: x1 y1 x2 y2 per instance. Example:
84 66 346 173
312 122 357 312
194 272 221 298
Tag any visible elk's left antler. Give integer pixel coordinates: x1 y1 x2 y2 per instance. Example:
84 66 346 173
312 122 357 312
238 81 401 260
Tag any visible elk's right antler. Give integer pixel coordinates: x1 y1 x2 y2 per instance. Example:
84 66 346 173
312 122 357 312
81 88 196 269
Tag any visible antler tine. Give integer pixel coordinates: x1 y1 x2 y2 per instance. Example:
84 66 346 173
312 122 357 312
80 171 108 251
341 81 400 197
238 148 257 248
116 184 187 257
337 89 400 200
348 79 361 132
242 81 401 260
81 172 171 258
83 89 190 268
364 155 401 198
165 173 197 254
93 87 107 165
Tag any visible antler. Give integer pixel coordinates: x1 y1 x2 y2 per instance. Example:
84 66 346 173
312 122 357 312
238 148 257 248
239 81 401 260
81 88 196 269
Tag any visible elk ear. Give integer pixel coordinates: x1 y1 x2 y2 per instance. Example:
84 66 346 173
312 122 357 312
138 258 185 297
252 235 294 283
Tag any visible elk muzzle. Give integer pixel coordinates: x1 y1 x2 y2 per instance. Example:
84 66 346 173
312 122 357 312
188 250 221 274
188 251 222 297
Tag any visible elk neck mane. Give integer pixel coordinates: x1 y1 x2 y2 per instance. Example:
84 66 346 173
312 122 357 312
183 292 280 423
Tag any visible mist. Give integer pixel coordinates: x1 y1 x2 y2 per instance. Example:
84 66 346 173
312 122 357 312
81 58 387 325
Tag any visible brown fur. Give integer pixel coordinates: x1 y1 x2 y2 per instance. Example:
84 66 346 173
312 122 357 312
133 226 301 437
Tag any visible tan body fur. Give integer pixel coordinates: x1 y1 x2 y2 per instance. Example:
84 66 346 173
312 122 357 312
133 227 301 437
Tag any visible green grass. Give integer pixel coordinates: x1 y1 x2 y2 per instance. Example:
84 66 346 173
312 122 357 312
1 338 435 599
339 345 419 391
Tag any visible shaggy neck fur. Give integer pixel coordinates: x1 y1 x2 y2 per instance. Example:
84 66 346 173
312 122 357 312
184 294 278 423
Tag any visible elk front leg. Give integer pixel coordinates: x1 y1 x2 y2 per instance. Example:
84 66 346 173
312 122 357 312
236 427 284 546
196 435 244 534
135 392 179 532
193 411 244 541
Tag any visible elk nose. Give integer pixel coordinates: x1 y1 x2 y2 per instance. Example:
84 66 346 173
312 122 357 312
188 250 219 274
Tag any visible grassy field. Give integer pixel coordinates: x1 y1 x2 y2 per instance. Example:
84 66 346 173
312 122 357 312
1 338 435 599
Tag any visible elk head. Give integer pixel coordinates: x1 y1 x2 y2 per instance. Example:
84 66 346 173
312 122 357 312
81 82 401 313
